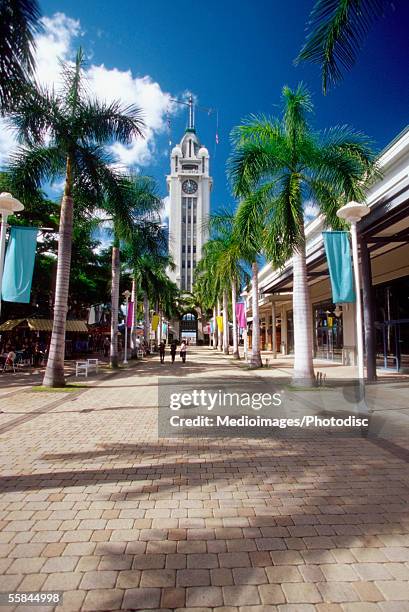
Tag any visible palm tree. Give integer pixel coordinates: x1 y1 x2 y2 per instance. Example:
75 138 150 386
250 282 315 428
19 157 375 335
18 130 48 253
196 239 224 352
205 212 249 359
229 83 376 385
0 0 41 112
8 49 145 386
101 176 163 367
296 0 391 94
232 196 264 367
134 253 175 347
193 263 219 349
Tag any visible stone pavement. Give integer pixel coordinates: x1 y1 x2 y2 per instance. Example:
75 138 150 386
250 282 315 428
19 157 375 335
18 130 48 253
0 347 409 611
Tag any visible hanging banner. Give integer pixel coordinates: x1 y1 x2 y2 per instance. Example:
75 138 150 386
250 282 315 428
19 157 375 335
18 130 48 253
126 302 134 328
216 315 223 332
323 231 355 303
235 303 247 328
210 320 215 334
2 227 38 303
151 314 160 331
162 322 168 336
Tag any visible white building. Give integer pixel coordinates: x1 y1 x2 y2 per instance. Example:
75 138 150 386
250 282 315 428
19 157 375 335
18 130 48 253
167 99 212 293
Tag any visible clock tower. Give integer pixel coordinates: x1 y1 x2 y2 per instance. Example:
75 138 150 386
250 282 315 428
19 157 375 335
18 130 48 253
167 99 212 293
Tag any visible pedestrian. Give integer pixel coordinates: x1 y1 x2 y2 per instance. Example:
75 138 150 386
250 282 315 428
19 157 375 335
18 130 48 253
159 341 165 364
180 340 187 363
170 341 177 364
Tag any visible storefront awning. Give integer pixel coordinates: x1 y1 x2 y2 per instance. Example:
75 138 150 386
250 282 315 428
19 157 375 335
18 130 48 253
0 319 25 332
0 318 89 333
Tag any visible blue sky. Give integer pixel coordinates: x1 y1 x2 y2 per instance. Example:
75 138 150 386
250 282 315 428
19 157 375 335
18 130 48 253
31 0 409 213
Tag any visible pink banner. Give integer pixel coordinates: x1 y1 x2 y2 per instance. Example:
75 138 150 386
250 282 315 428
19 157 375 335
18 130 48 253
126 301 134 328
235 303 247 329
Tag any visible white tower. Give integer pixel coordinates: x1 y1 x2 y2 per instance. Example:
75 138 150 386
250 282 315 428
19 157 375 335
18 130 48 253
167 96 212 292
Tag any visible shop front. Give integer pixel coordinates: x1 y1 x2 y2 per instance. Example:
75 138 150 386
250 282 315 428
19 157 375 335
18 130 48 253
313 302 344 362
374 275 409 372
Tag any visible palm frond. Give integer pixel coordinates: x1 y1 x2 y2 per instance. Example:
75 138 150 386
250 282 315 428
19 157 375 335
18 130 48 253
282 82 313 145
296 0 387 93
263 172 303 266
0 0 41 111
8 84 61 146
8 145 66 198
78 98 145 144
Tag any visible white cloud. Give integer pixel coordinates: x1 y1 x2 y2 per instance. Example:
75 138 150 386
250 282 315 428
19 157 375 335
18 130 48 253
304 200 319 222
0 12 179 175
35 12 81 87
160 195 171 223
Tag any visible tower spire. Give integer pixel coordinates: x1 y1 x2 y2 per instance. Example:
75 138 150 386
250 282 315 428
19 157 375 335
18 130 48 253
188 94 195 130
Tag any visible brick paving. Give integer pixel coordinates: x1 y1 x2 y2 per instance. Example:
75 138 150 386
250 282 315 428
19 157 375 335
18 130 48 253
0 347 408 611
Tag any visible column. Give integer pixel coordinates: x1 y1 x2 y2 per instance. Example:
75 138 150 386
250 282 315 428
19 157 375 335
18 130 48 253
272 301 277 358
360 238 377 381
281 306 287 355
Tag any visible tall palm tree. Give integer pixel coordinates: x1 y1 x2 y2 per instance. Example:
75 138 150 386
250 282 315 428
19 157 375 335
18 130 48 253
229 83 376 385
193 262 218 348
233 196 264 367
101 176 163 367
206 212 250 359
8 49 145 386
134 253 175 346
196 239 224 352
0 0 41 112
296 0 392 94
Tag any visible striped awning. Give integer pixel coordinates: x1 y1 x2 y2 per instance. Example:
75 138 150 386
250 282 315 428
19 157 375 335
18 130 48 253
0 318 89 333
27 319 88 333
0 319 25 332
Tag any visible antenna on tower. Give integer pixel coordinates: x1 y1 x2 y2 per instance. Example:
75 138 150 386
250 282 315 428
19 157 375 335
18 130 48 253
188 94 194 130
169 94 219 139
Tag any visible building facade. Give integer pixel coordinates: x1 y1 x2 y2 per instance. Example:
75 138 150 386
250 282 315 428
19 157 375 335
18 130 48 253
167 113 212 293
245 126 409 376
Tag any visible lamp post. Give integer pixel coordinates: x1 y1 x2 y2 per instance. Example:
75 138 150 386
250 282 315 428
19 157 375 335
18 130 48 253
0 193 24 316
123 289 131 364
337 201 370 381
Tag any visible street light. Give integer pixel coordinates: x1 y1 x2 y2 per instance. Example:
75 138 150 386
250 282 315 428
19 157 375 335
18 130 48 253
123 289 131 364
337 201 370 382
0 193 24 316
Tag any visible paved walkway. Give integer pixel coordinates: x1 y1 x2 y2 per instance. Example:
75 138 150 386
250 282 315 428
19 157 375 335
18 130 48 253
0 347 409 611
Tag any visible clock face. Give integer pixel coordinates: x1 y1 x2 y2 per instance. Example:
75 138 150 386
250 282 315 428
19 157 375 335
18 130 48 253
182 179 198 194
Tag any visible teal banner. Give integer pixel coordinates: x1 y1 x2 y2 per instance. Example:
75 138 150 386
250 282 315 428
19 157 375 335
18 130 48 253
2 227 38 303
322 231 355 303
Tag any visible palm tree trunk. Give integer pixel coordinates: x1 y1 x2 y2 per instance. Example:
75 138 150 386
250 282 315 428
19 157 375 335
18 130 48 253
212 305 217 349
250 261 262 368
131 276 138 358
223 289 229 355
232 282 239 359
217 298 223 352
143 292 150 345
158 308 163 344
110 240 120 368
292 236 315 385
43 157 74 387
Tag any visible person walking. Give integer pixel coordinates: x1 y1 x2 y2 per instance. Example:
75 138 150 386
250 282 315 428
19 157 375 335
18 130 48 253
180 340 187 364
159 341 165 364
103 336 110 358
170 341 177 364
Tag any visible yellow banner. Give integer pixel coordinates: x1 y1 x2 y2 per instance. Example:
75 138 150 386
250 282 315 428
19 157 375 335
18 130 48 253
151 314 160 331
216 316 223 332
